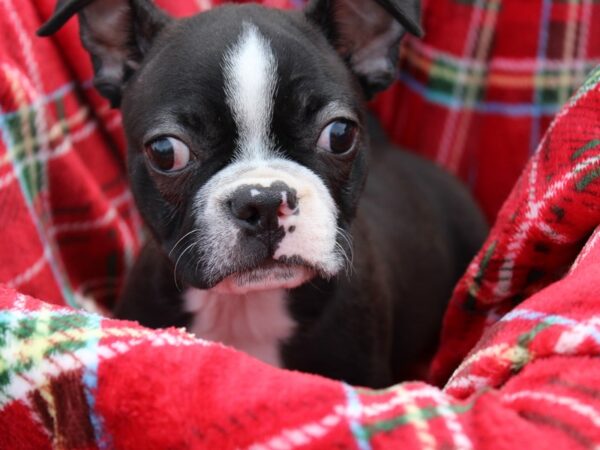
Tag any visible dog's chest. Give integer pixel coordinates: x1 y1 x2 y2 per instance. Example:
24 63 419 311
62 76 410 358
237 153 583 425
183 288 295 367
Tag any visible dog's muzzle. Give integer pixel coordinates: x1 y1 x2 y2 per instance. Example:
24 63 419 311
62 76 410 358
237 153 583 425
192 158 343 292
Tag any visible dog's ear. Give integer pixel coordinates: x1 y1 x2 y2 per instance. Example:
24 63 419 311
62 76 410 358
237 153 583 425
306 0 422 98
38 0 170 107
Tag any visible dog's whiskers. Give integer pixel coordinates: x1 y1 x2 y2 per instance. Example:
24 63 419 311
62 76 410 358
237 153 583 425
334 240 353 277
335 227 354 276
169 229 200 258
173 240 199 292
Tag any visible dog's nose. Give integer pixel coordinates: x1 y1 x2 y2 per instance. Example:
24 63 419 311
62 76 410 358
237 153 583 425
228 182 298 234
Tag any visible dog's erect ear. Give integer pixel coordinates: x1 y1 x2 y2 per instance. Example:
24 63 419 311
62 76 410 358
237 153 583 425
306 0 422 98
38 0 170 107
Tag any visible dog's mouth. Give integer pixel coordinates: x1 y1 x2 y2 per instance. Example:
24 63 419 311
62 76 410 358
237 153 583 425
210 260 316 295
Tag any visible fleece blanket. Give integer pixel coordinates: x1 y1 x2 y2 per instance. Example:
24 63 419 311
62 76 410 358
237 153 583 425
1 0 600 309
373 0 600 221
1 0 600 448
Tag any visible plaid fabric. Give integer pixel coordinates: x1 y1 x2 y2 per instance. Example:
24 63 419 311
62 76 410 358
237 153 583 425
430 65 600 385
1 0 599 311
1 1 600 448
2 103 600 446
373 0 600 221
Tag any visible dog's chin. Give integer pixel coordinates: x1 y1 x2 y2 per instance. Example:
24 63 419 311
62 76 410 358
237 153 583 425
210 262 316 295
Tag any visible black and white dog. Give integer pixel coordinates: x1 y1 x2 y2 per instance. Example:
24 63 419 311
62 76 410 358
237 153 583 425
39 0 487 387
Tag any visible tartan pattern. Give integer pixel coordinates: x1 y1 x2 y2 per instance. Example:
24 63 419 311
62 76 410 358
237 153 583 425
431 64 600 385
0 0 598 313
2 219 600 449
0 0 600 448
373 0 600 221
0 0 144 310
0 288 204 449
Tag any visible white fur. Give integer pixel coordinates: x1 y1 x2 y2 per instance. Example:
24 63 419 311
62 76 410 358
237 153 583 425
212 264 314 295
223 23 278 160
185 26 343 363
196 25 342 285
194 158 342 284
184 288 295 367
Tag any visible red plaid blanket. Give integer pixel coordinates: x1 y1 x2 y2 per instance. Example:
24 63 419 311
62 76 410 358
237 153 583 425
1 0 600 448
373 0 600 221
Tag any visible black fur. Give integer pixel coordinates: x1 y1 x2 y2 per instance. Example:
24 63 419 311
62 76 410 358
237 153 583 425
39 0 487 388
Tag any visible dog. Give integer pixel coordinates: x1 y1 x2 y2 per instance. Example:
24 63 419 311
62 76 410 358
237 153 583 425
39 0 487 388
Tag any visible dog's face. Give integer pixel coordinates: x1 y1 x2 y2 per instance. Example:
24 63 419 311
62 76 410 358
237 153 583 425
39 0 422 293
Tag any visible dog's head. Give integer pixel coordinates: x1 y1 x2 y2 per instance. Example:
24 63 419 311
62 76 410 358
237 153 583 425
39 0 422 294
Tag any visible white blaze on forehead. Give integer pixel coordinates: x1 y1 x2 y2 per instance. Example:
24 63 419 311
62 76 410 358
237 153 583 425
224 24 278 160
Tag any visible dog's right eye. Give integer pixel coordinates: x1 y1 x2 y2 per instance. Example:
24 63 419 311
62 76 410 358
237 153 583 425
144 137 190 173
317 120 358 155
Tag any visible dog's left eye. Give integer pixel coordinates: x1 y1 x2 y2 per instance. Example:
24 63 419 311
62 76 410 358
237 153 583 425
317 120 358 155
144 137 190 173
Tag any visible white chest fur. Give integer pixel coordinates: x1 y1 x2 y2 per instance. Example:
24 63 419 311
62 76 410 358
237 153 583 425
183 288 296 367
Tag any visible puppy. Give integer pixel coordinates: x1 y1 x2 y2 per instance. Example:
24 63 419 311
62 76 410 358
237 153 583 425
39 0 487 387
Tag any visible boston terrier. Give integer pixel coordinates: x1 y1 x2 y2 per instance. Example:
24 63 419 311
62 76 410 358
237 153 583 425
39 0 487 388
